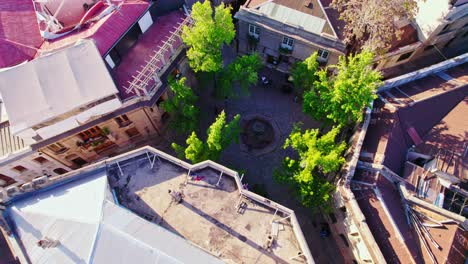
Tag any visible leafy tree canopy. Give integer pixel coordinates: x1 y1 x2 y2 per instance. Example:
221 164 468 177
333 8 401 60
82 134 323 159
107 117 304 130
160 77 199 133
172 111 240 163
182 1 235 73
291 52 319 92
303 50 382 126
331 0 418 53
274 125 346 211
218 53 262 98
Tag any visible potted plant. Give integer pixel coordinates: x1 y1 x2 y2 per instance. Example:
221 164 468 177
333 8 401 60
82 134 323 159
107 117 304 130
101 127 110 136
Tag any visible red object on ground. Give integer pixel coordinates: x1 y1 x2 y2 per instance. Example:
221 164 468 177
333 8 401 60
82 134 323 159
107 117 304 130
193 176 205 181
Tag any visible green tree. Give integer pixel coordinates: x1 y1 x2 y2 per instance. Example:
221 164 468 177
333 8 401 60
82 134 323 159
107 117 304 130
274 125 346 211
303 50 382 126
172 111 240 163
182 1 235 73
291 52 319 92
160 77 199 133
217 53 262 98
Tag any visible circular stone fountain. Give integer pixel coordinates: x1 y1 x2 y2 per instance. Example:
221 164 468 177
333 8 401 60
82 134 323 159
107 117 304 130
240 114 280 156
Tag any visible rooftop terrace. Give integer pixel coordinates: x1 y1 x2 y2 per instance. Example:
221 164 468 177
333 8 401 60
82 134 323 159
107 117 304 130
113 10 186 100
342 56 468 264
107 153 309 263
0 147 314 263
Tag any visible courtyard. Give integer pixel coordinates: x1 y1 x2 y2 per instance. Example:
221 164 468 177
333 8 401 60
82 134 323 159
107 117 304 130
154 63 346 264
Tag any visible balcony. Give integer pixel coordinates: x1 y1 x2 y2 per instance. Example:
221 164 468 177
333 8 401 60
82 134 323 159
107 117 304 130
279 44 293 55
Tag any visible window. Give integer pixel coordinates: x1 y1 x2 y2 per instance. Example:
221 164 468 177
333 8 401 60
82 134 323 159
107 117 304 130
317 49 329 60
53 168 68 175
66 154 87 167
248 24 260 37
115 114 132 127
33 156 48 164
125 127 141 138
12 165 28 173
79 127 102 141
397 51 413 62
0 174 16 187
47 142 68 154
281 36 294 49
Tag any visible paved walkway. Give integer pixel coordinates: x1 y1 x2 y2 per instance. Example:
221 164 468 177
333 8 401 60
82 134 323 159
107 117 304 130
172 64 345 264
153 44 346 263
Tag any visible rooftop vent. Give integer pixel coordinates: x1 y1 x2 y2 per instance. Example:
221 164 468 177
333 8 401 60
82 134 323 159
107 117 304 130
304 1 313 8
37 238 60 249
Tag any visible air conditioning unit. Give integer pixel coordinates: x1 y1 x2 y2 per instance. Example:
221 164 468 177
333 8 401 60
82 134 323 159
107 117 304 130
20 182 34 192
5 185 20 197
33 176 49 187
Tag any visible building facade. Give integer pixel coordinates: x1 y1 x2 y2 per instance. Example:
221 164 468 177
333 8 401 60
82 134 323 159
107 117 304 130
328 56 468 263
375 0 468 76
234 0 346 73
0 0 194 187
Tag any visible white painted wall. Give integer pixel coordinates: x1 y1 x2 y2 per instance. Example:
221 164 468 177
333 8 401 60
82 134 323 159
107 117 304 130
105 54 116 69
138 11 153 34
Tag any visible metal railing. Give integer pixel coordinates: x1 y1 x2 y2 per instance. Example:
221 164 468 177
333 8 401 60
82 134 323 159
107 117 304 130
378 52 468 92
123 15 192 100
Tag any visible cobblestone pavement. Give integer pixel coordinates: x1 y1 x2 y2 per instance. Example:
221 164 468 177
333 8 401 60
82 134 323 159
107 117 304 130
194 66 344 264
154 45 346 263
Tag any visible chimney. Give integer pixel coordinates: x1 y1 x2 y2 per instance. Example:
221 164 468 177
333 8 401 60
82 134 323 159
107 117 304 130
304 1 313 8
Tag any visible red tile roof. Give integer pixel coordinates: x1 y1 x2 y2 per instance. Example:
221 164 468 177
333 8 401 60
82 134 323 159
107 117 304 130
355 63 468 264
353 186 419 263
0 0 149 68
38 1 150 57
113 10 185 100
0 0 43 68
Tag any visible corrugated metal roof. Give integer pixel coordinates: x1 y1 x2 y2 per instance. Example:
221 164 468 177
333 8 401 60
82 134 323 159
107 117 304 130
7 169 223 264
257 2 326 35
0 40 122 140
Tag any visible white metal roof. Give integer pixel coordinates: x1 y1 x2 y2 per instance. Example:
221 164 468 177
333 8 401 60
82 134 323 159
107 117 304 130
0 40 121 140
257 2 326 35
7 170 223 264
